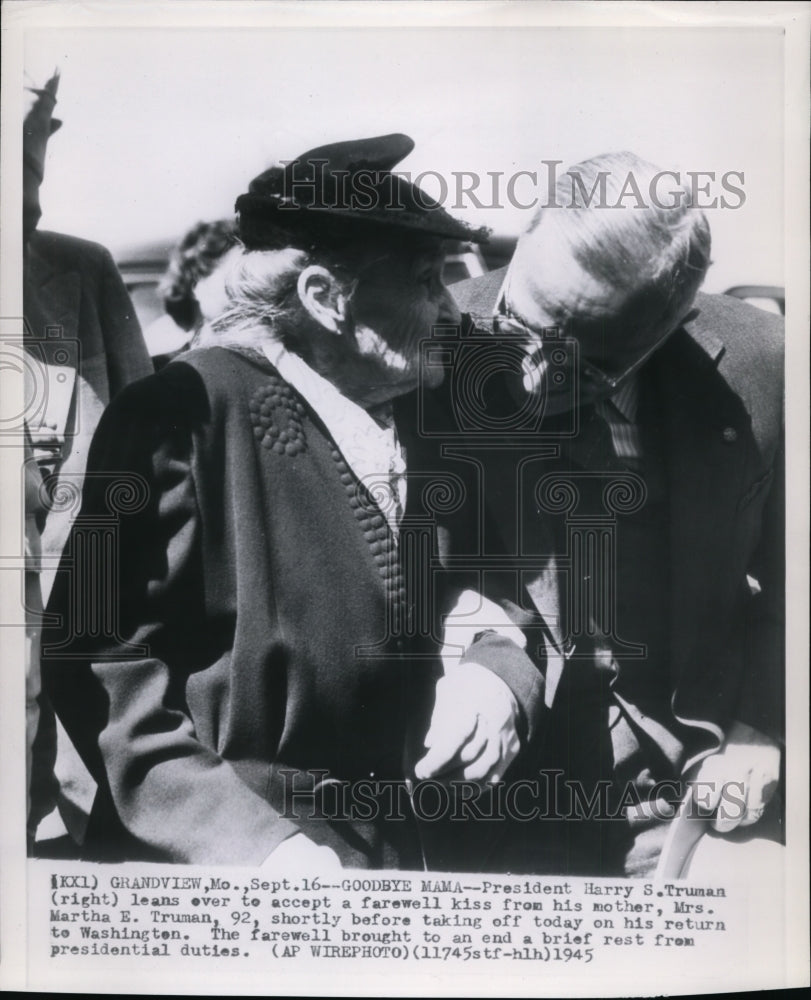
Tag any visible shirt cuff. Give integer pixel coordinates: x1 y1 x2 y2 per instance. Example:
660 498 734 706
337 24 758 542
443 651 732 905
459 632 544 744
441 589 527 666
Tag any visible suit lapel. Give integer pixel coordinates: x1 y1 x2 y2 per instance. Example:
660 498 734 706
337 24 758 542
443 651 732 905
523 547 567 708
24 238 81 353
28 271 81 344
450 265 507 319
24 241 86 599
24 251 82 430
653 324 751 692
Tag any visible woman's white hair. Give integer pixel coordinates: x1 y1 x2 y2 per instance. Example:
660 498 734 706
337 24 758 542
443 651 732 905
195 246 322 350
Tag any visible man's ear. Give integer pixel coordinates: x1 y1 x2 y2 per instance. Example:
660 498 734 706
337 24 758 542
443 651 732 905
296 265 348 334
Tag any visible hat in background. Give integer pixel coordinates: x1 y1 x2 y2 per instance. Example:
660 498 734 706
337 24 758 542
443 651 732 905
236 133 490 251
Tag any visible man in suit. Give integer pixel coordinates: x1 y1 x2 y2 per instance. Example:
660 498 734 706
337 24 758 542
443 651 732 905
451 151 784 876
23 70 153 848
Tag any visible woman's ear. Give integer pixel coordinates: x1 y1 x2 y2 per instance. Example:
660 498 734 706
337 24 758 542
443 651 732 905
296 265 348 334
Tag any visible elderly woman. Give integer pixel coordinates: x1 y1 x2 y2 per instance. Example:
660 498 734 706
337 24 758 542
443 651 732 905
43 135 544 870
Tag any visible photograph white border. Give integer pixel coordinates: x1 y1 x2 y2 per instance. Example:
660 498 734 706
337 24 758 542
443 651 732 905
1 2 808 995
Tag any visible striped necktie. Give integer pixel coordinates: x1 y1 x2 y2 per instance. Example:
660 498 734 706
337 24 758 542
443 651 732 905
594 379 642 469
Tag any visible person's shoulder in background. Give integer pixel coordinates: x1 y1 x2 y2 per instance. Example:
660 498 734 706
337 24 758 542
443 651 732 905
27 228 118 276
451 265 508 318
690 290 783 354
688 291 784 396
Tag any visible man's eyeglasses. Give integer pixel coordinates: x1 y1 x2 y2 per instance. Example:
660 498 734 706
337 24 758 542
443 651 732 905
494 303 698 395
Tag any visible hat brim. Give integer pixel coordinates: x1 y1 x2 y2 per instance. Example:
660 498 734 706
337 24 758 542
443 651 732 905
236 193 490 251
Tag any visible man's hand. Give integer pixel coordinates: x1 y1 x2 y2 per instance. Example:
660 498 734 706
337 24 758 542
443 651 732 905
688 720 781 833
414 663 521 785
264 832 342 870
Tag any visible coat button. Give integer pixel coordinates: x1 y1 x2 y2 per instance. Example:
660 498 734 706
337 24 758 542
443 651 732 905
722 427 738 443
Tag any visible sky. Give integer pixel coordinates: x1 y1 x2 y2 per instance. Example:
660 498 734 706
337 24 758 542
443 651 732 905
21 22 785 293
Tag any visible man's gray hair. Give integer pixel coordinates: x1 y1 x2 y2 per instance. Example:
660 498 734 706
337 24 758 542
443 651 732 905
521 151 711 346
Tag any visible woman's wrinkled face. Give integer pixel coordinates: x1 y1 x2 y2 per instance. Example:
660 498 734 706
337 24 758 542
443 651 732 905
345 243 461 397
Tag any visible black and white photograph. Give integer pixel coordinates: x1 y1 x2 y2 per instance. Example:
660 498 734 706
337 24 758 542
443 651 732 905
1 1 808 995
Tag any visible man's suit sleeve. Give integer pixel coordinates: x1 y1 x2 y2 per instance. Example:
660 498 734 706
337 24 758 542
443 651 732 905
460 629 545 743
43 373 299 864
417 370 547 743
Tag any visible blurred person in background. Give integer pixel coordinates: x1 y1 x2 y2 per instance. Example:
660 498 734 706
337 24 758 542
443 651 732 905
23 69 153 854
143 219 239 369
43 134 545 869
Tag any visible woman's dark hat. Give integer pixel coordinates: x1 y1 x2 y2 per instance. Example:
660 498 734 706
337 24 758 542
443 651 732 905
236 133 490 251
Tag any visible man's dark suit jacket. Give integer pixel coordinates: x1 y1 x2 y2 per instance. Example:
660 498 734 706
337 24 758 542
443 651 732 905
25 230 153 840
24 230 153 597
451 267 784 767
